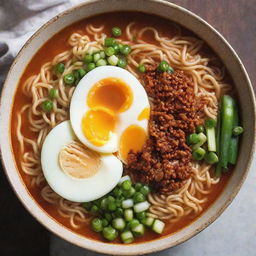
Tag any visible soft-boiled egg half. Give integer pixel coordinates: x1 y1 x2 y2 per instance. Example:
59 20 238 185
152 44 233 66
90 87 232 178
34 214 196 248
70 66 150 162
41 121 123 202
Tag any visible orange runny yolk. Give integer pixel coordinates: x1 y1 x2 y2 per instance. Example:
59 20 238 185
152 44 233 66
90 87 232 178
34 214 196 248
82 78 133 146
119 125 147 162
138 107 150 121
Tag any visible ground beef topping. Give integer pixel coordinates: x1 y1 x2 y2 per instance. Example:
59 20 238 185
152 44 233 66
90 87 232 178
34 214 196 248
126 68 205 194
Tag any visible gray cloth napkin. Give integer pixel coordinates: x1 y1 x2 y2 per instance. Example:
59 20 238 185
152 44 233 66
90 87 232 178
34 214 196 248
1 1 255 256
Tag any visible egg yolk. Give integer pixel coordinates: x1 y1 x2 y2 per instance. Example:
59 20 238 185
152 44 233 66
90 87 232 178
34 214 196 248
82 107 116 146
138 107 150 121
87 77 133 113
119 125 147 162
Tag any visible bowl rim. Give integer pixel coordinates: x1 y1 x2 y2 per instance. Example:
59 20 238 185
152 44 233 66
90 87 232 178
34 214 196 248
0 0 255 254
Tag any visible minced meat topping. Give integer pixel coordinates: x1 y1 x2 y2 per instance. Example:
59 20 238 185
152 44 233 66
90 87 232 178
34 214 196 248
127 69 205 194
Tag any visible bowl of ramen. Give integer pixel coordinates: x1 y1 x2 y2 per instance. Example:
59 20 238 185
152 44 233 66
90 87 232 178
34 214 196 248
0 0 255 254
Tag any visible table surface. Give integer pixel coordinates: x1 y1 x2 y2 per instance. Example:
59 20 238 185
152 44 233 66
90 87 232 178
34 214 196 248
0 1 255 255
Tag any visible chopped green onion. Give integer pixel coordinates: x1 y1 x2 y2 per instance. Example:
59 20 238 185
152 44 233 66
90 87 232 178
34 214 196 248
131 223 145 237
102 218 109 227
41 100 53 113
112 27 122 37
113 187 122 198
122 199 134 209
112 217 126 231
205 118 217 129
104 37 116 47
192 147 206 161
137 64 146 73
102 226 118 241
90 205 99 215
82 202 92 211
114 207 124 217
105 47 115 56
129 219 140 229
91 218 103 232
118 175 131 185
206 125 216 152
140 185 150 196
192 132 207 150
168 66 174 74
152 219 165 234
157 60 169 72
107 55 119 66
117 58 127 68
86 63 96 72
134 201 150 213
136 211 146 220
124 209 133 221
205 152 219 164
93 52 101 63
219 95 235 168
134 183 143 191
104 213 112 222
122 180 132 190
78 68 86 78
120 44 131 56
96 59 107 67
141 217 154 227
54 63 65 74
126 187 136 197
84 54 93 63
133 192 145 203
196 125 205 133
63 74 75 85
233 126 243 136
112 43 120 54
107 201 117 212
186 133 200 145
99 50 105 59
49 88 58 99
120 231 134 244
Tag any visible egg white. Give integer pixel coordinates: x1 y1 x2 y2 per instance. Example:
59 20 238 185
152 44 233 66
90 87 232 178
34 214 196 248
70 66 149 153
41 121 123 203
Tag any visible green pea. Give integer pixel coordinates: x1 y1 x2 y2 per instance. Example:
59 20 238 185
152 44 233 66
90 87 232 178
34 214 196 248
104 37 116 47
138 64 146 73
102 226 118 241
91 218 103 232
157 60 169 72
84 54 93 63
112 27 122 37
120 44 131 56
117 58 127 68
49 88 58 99
54 63 65 74
86 63 96 72
105 47 115 56
63 74 75 85
41 100 53 113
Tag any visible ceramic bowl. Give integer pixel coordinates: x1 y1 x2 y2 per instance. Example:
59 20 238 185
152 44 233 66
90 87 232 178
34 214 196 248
0 0 255 255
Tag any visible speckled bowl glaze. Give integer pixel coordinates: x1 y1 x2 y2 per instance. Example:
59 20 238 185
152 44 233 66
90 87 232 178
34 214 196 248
0 0 255 255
